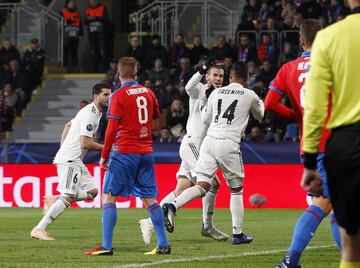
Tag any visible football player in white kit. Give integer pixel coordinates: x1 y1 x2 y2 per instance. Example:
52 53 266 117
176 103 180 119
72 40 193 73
163 62 264 244
30 82 112 240
139 58 229 243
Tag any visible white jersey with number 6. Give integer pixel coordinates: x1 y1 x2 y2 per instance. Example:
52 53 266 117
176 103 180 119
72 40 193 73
54 103 101 164
202 83 264 144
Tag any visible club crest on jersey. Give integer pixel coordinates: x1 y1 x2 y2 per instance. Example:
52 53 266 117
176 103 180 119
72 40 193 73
86 124 94 131
140 126 149 138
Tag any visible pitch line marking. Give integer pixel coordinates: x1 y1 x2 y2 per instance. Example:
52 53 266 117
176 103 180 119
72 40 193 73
111 244 336 268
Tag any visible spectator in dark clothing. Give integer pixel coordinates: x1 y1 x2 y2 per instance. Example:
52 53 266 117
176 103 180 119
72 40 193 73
236 34 258 63
281 1 296 23
104 59 119 89
155 127 177 143
241 0 259 23
22 39 45 90
3 59 29 111
256 60 277 88
169 33 190 65
296 0 322 19
257 1 271 25
245 61 260 89
326 0 347 24
60 0 82 72
279 42 297 65
222 57 233 86
0 39 21 69
258 33 277 64
261 17 280 32
175 57 193 86
124 36 146 66
166 98 188 138
189 35 209 66
0 83 18 131
148 58 171 89
84 0 109 72
0 92 7 133
157 83 180 109
209 35 234 62
146 34 169 69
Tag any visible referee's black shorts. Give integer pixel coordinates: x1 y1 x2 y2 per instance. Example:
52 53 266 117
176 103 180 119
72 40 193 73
325 123 360 235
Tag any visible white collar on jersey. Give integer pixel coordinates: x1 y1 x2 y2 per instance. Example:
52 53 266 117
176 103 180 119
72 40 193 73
90 102 102 118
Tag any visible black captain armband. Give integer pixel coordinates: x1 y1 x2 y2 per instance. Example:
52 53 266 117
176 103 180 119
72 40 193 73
302 153 318 170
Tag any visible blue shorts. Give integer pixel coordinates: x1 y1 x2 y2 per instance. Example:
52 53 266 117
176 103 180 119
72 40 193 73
103 153 158 199
307 152 330 198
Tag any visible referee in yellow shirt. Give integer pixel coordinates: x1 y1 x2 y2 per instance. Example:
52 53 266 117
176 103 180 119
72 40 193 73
301 0 360 267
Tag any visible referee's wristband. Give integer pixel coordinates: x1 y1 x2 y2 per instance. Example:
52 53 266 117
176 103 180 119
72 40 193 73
302 153 318 170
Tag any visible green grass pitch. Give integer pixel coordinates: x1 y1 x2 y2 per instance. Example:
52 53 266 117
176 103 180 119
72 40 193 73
0 208 339 267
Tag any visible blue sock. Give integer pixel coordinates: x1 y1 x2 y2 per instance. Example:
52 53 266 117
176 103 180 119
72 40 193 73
330 213 341 249
102 202 117 250
147 202 168 247
288 205 326 266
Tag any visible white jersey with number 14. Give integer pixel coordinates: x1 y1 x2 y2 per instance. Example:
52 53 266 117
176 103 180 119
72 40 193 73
202 83 264 144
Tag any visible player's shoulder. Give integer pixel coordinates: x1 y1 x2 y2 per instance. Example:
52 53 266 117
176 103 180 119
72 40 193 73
78 103 98 119
281 56 304 71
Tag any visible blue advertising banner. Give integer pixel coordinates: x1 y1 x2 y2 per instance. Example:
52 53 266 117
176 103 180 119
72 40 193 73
0 142 301 164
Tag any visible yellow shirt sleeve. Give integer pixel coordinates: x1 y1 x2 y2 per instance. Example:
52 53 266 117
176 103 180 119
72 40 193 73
303 32 333 153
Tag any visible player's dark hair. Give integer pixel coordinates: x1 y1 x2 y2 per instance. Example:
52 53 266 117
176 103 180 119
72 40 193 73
92 82 112 96
230 62 248 81
300 19 322 47
207 64 225 74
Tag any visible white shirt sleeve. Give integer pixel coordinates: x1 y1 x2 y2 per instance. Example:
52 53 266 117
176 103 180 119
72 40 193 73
250 94 265 122
185 71 205 99
80 115 97 138
201 94 213 126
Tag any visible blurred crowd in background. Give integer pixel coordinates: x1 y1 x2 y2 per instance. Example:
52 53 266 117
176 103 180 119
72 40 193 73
0 0 349 141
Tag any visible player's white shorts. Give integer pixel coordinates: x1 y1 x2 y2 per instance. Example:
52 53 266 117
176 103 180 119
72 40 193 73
56 161 96 196
176 138 201 183
196 136 244 184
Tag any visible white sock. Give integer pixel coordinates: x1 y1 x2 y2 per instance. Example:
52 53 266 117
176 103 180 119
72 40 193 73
202 188 218 229
172 185 206 209
75 188 93 201
160 191 177 206
36 197 70 230
230 191 244 235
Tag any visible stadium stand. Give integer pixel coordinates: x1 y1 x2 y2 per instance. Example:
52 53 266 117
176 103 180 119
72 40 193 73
8 75 102 142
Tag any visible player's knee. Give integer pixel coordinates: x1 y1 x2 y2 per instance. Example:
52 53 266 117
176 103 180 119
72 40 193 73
61 194 75 203
175 177 193 195
228 177 243 193
142 198 156 207
87 188 98 199
211 176 220 190
196 182 210 195
312 196 332 214
102 193 116 204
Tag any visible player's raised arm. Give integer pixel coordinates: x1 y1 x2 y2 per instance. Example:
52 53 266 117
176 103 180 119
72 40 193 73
185 57 215 98
250 93 265 122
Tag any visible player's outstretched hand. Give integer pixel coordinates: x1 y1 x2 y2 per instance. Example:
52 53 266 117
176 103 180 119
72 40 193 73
301 168 322 196
99 157 108 170
199 57 216 75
